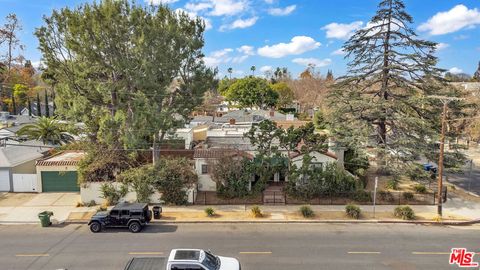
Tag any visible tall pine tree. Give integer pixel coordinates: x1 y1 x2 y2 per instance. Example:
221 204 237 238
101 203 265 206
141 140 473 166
36 92 42 117
27 98 32 116
328 0 461 171
44 91 49 117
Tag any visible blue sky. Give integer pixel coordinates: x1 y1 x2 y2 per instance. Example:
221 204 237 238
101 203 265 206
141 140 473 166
1 0 480 78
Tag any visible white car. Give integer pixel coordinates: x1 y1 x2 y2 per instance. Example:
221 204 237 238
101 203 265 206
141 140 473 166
124 249 241 270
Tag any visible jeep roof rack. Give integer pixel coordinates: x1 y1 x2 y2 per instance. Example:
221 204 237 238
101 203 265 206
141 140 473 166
112 203 148 211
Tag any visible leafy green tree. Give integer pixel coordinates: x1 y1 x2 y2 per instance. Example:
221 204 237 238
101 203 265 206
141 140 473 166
227 67 233 79
271 82 294 108
250 65 256 76
210 155 253 199
17 116 74 145
13 84 28 106
328 0 462 171
218 77 236 96
35 0 216 164
152 158 197 205
27 98 32 116
225 77 278 109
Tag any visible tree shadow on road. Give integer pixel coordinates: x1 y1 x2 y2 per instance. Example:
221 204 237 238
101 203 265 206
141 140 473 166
98 224 178 234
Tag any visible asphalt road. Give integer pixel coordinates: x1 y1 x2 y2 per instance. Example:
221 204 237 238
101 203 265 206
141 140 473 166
1 223 479 270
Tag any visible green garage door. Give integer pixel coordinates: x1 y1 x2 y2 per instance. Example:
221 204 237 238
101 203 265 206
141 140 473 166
41 171 80 192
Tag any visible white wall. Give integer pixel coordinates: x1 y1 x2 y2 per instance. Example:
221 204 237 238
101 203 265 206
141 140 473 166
195 158 217 191
0 168 10 191
291 151 337 169
12 174 37 192
80 182 195 204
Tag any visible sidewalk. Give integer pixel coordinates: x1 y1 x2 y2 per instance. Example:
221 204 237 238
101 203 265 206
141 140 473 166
0 192 478 225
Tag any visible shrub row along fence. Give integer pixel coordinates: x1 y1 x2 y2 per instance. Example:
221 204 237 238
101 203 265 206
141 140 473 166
193 190 439 206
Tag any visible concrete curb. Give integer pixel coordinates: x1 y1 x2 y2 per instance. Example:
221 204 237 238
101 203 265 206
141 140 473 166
61 219 480 226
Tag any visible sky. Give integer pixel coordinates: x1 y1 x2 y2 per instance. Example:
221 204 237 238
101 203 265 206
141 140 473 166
1 0 480 78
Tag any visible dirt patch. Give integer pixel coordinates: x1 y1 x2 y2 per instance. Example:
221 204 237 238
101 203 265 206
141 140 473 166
161 211 272 221
0 193 36 207
67 211 95 221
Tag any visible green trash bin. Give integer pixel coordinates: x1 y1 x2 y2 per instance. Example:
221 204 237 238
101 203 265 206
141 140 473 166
38 211 54 227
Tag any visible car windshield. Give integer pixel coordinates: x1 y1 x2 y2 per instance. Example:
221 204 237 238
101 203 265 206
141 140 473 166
201 251 219 270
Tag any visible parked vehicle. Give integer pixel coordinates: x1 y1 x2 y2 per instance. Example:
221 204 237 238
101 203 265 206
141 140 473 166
89 203 153 233
124 249 241 270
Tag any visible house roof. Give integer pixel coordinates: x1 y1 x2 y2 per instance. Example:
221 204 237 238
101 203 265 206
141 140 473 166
276 120 311 129
36 151 85 167
194 148 253 159
0 140 51 168
215 109 287 123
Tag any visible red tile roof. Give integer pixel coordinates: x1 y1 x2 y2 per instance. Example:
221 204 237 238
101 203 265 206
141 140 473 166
194 148 253 159
36 151 85 166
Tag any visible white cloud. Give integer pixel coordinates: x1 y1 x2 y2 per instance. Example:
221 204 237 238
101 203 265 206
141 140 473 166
31 60 44 69
322 21 363 40
209 0 248 16
203 48 233 67
268 5 296 16
257 36 321 58
260 65 273 73
185 2 212 12
418 5 480 35
436 43 449 51
145 0 179 5
292 58 332 67
448 67 463 74
220 17 258 31
232 55 249 63
237 45 255 55
264 0 274 4
331 48 345 56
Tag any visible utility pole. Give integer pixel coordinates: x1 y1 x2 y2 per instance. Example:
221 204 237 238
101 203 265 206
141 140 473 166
437 102 447 217
428 95 464 217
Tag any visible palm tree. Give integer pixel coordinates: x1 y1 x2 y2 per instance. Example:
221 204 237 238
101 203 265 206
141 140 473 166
17 117 74 145
227 67 233 79
250 65 256 76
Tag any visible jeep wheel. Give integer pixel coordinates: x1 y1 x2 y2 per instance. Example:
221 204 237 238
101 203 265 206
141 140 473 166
128 221 142 233
90 222 102 233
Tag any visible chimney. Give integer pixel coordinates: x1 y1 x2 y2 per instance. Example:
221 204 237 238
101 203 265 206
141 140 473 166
229 118 236 125
328 138 345 169
269 109 275 117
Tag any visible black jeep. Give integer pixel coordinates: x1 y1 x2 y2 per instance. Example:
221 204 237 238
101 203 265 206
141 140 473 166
88 203 153 233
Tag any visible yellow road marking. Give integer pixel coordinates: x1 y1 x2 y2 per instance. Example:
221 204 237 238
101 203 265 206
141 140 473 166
239 251 272 255
128 252 164 255
15 254 49 257
412 252 450 255
348 252 381 254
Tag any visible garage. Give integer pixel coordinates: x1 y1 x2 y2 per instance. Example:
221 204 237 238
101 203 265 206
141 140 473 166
36 151 85 193
41 171 80 192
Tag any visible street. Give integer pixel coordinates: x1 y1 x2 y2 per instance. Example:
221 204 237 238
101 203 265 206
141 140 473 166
0 223 479 270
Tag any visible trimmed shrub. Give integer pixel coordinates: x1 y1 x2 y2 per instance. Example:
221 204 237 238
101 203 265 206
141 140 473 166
251 205 263 218
386 180 398 190
76 202 85 207
204 207 215 217
414 184 427 194
299 205 314 218
345 204 361 219
378 190 394 202
353 190 372 202
394 206 415 220
100 183 128 206
403 192 414 201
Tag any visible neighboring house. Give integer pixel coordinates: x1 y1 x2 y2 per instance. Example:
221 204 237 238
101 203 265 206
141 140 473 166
214 109 288 124
0 140 52 192
20 102 54 117
194 148 253 192
0 113 37 141
36 151 85 193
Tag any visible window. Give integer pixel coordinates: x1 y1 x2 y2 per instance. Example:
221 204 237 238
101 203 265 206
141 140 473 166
171 264 204 270
120 210 129 216
311 162 323 169
109 210 119 217
201 164 208 174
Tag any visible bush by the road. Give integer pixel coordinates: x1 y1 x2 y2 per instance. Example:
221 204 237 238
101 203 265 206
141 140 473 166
394 206 415 220
345 204 361 219
251 205 263 218
403 192 414 201
414 184 427 194
204 207 215 217
299 205 314 218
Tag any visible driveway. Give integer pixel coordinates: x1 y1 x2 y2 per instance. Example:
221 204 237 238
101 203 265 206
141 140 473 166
447 147 480 196
0 193 84 223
